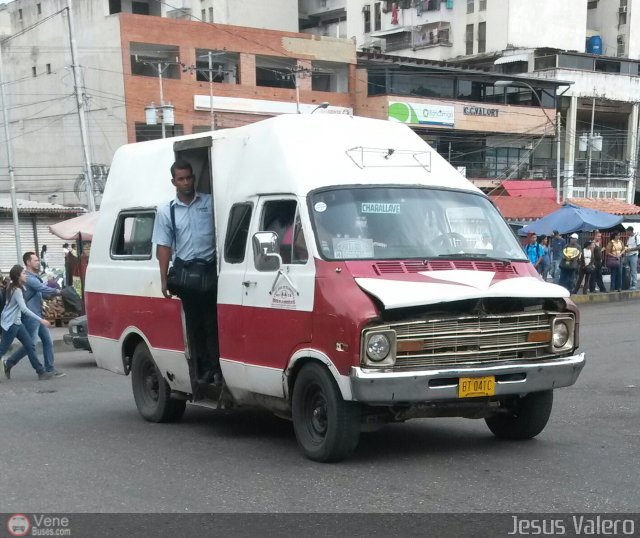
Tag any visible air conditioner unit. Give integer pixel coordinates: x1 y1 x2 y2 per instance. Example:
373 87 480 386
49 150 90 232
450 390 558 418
619 6 627 13
617 35 624 43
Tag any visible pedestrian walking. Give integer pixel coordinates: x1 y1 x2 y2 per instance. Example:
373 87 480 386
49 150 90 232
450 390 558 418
1 265 53 381
3 252 65 378
624 226 639 290
605 231 625 292
524 232 543 272
549 230 566 283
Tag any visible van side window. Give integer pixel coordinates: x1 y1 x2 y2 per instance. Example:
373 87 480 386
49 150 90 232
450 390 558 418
261 200 307 265
224 203 253 263
111 211 155 259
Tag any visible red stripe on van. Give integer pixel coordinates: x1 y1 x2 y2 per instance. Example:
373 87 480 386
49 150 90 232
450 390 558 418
86 292 185 351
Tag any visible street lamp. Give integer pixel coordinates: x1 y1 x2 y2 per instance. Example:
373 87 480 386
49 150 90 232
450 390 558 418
494 80 560 202
311 102 330 114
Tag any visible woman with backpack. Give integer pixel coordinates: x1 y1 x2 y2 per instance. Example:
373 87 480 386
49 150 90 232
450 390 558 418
0 265 52 381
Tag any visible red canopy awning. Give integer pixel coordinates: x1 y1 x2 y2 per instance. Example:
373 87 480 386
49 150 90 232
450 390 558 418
49 211 99 241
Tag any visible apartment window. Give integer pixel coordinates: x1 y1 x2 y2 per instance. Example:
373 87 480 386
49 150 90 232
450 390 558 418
479 0 486 10
46 63 51 74
109 0 122 14
311 61 349 93
201 9 206 21
110 211 156 259
374 2 382 31
363 5 371 33
18 8 23 20
467 0 474 14
478 22 486 53
37 3 42 14
465 24 474 55
131 1 149 15
135 122 183 142
209 7 213 22
617 36 625 57
195 50 239 84
130 43 180 79
32 66 36 77
619 10 627 24
587 0 598 8
255 56 297 89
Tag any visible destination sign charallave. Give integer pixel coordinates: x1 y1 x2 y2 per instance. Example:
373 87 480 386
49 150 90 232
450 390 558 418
463 106 499 117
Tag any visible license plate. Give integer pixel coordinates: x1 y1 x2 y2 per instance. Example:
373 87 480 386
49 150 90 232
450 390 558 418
458 376 495 398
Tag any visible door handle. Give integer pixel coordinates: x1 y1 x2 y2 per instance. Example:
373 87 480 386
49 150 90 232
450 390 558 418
242 280 257 288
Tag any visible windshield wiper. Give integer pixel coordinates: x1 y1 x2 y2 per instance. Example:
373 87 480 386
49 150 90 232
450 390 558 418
435 252 513 264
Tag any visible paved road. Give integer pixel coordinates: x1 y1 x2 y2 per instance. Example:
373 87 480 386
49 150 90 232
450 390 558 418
0 301 638 513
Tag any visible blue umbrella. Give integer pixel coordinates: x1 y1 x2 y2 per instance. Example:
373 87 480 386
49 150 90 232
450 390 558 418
519 203 623 236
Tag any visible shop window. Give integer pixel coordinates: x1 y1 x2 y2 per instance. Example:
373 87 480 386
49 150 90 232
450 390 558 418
195 50 239 84
478 22 486 53
225 203 253 264
111 211 155 259
130 43 180 79
255 56 296 89
312 61 348 93
465 24 474 55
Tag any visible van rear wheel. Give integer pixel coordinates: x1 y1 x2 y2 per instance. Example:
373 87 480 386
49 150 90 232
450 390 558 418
485 390 553 440
131 342 186 423
292 362 360 462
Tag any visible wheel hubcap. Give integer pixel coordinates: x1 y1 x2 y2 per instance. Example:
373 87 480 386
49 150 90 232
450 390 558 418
305 385 328 440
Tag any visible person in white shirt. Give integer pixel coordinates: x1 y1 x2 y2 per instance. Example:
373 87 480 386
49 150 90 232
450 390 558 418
625 226 639 290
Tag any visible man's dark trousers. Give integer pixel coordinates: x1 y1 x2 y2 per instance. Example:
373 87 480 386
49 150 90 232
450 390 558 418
179 284 220 381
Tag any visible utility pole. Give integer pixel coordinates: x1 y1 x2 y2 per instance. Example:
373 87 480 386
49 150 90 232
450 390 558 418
0 41 21 260
556 111 562 203
585 96 596 198
66 0 96 211
279 66 316 113
138 57 179 138
183 51 228 131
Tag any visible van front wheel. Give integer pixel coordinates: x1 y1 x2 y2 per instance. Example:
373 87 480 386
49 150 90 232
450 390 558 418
131 343 186 423
292 362 360 462
485 390 553 440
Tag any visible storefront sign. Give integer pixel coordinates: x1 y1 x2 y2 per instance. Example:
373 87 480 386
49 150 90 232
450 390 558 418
194 95 352 116
463 106 499 117
388 101 454 127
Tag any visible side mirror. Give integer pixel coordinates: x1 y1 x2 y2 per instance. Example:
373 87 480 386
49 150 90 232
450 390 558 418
253 231 281 272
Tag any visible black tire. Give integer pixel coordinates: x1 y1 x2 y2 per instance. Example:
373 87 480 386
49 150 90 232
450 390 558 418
292 362 361 462
131 342 186 423
485 390 553 440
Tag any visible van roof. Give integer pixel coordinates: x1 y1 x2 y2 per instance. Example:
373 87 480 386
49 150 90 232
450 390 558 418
106 114 480 208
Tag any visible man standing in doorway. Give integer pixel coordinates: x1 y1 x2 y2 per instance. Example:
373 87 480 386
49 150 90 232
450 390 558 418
549 230 566 284
152 159 220 386
625 226 639 290
3 252 65 379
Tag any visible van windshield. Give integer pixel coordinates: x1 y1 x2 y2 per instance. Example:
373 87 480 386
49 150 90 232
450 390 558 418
310 187 527 261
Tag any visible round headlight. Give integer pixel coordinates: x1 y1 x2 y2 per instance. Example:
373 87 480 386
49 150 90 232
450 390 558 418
366 334 391 362
553 321 569 348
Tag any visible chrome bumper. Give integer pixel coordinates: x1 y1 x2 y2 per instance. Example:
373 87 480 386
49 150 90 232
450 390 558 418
350 353 585 404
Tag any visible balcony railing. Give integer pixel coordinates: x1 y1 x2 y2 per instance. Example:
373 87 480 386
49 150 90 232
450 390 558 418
574 159 629 178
